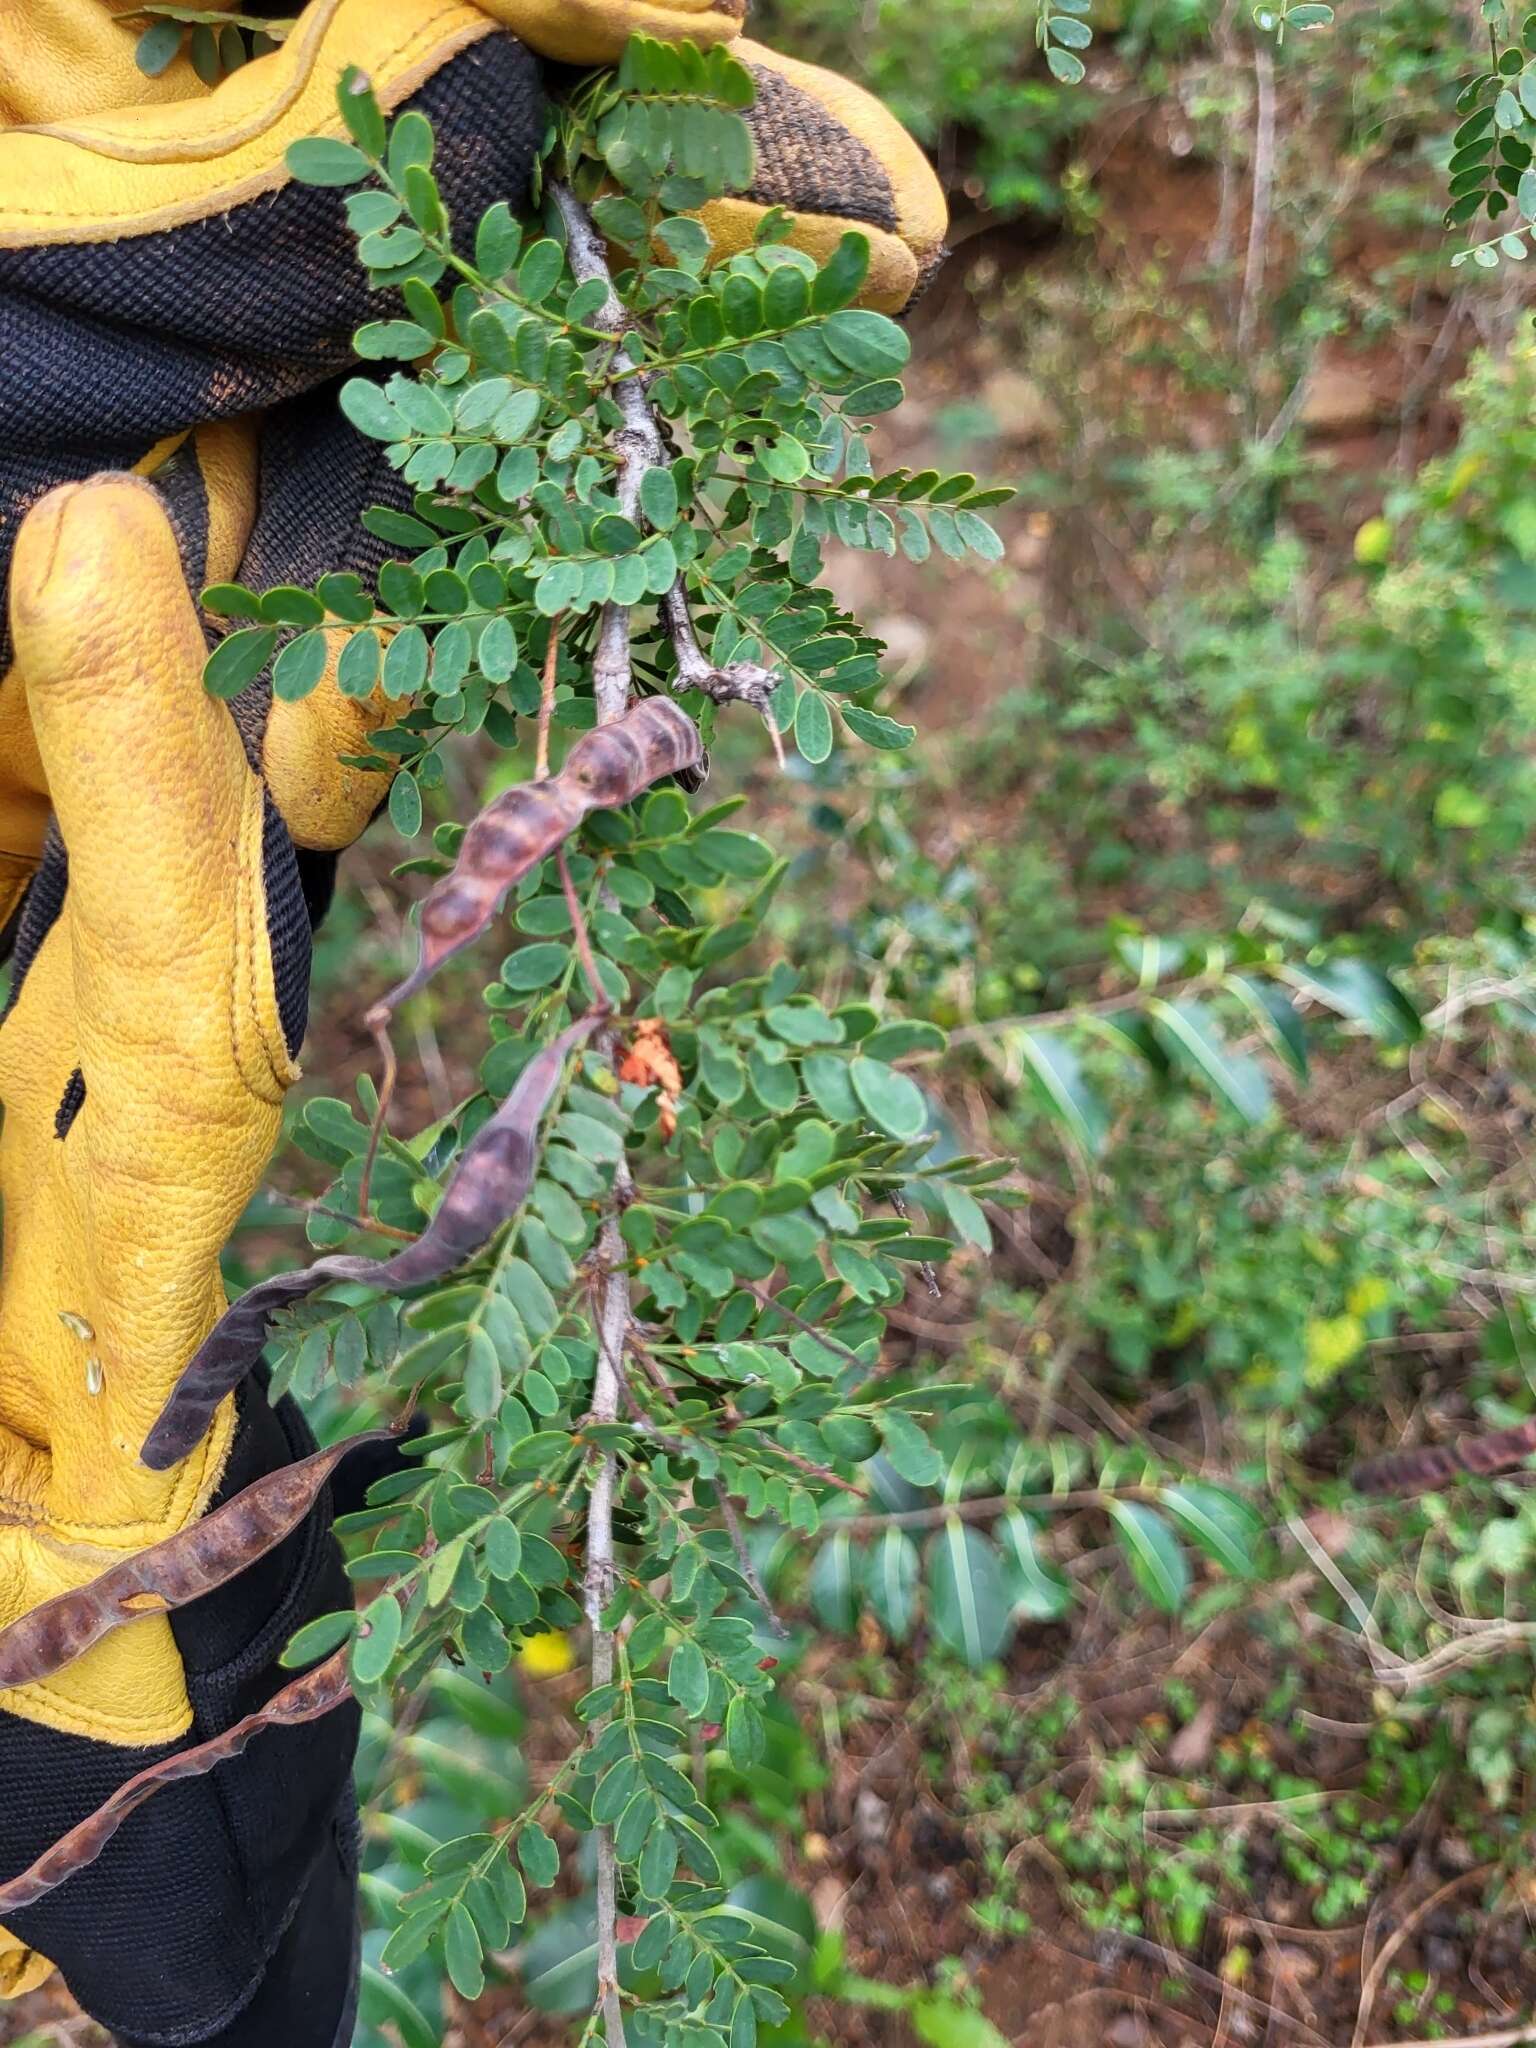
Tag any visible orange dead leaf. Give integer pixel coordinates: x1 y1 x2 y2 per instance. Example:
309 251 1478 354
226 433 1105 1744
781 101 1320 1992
619 1017 683 1138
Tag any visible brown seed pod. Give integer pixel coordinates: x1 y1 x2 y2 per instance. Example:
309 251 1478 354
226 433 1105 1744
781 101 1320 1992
379 695 701 1016
1352 1417 1536 1497
141 1012 604 1470
0 1431 391 1691
0 1649 353 1915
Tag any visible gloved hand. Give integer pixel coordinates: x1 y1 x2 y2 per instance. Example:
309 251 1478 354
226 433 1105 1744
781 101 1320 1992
0 470 365 2044
0 0 942 914
0 2 946 2041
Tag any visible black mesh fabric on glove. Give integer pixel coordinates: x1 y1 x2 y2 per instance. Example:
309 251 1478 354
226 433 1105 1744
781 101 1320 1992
0 1392 362 2048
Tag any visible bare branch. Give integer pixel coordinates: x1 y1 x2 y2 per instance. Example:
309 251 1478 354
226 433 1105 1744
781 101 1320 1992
1236 42 1275 360
553 180 787 735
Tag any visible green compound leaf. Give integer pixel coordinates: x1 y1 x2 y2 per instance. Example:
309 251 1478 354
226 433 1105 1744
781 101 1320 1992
842 704 916 749
1107 1501 1191 1615
850 1056 929 1140
1145 996 1273 1123
809 1528 859 1631
388 772 424 838
444 1901 485 2000
927 1518 1010 1666
862 1526 920 1641
1014 1028 1108 1156
350 1593 401 1684
272 628 328 702
997 1510 1074 1621
1287 957 1423 1045
204 626 276 699
286 137 371 187
1226 973 1309 1079
1160 1483 1266 1579
794 688 834 763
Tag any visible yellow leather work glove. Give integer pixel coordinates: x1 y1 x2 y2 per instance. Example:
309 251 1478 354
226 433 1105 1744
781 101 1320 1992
0 470 368 2045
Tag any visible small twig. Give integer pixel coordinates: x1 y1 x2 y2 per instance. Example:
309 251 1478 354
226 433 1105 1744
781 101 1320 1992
1237 42 1276 360
1360 2029 1535 2048
552 180 786 741
750 1439 865 1497
586 1198 629 2048
271 1191 417 1245
838 1485 1167 1534
557 847 608 1013
626 1327 681 1406
1286 1514 1403 1679
550 177 637 2048
743 1280 869 1372
1143 1790 1334 1829
888 1186 941 1301
1351 1869 1488 2048
718 1493 789 1638
536 615 563 781
356 1008 398 1219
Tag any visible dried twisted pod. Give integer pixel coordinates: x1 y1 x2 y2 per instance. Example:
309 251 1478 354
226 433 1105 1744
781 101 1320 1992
378 694 701 1017
1353 1418 1536 1497
142 1012 603 1470
0 1430 391 1690
0 1649 352 1914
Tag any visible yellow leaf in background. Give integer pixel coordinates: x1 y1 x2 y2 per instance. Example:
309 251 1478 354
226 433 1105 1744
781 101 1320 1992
1304 1314 1366 1387
519 1629 575 1678
1353 516 1393 565
1346 1275 1392 1320
1438 452 1484 504
1433 782 1491 830
1164 1301 1202 1347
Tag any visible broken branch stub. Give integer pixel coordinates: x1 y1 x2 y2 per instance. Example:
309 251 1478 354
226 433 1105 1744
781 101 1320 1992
141 1012 605 1470
377 695 701 1016
0 1432 391 1692
0 1649 354 1915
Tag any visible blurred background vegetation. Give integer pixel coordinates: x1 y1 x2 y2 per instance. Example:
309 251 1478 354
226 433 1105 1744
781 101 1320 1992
24 3 1536 2044
319 3 1536 2042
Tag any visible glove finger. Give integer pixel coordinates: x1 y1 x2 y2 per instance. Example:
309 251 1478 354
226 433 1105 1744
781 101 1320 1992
0 419 256 944
0 0 215 128
263 639 393 854
6 474 296 1525
703 38 948 313
7 475 273 1050
482 0 743 64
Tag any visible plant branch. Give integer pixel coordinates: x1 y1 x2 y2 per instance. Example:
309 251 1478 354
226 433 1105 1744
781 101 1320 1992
536 614 563 781
552 179 784 738
550 176 639 2048
1236 42 1275 361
